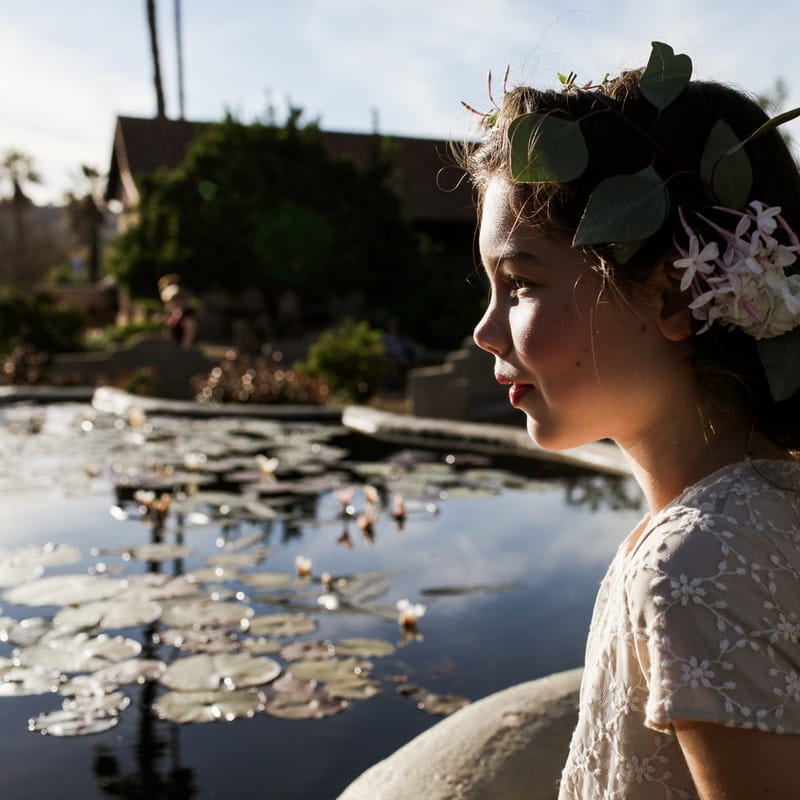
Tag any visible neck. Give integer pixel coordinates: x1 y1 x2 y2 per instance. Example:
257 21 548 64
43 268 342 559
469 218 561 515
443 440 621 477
617 402 786 515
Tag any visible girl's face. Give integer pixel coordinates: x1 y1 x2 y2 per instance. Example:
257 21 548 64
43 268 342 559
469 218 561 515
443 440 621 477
474 177 684 452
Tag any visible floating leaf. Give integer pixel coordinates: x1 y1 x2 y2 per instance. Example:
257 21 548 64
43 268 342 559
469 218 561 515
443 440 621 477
127 543 195 562
415 691 470 716
700 119 753 209
334 638 396 658
0 663 62 696
240 637 283 655
186 566 241 584
54 599 162 631
509 112 589 183
160 600 253 630
248 613 317 638
0 563 44 588
239 571 294 590
29 702 123 736
5 575 125 607
639 41 692 111
280 640 336 662
264 689 348 720
324 676 382 700
288 657 371 683
153 688 266 723
757 330 800 401
0 615 52 646
206 550 268 568
157 626 239 654
116 574 199 602
160 652 280 691
16 633 141 673
573 166 668 246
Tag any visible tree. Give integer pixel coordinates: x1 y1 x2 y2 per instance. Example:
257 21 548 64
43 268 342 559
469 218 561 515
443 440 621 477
109 111 474 345
146 0 166 118
64 165 107 282
0 149 41 282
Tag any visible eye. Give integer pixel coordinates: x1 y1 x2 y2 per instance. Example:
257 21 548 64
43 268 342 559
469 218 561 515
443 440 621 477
507 276 537 298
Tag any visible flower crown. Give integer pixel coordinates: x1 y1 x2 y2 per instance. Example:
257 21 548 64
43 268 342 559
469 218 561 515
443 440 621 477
466 42 800 401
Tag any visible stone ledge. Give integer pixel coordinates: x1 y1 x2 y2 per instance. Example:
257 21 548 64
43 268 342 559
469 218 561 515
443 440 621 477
337 667 582 800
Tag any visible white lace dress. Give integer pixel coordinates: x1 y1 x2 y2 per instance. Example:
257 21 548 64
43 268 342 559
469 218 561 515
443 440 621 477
558 459 800 800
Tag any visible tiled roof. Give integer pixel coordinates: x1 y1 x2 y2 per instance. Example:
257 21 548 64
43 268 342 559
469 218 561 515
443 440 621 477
106 115 476 224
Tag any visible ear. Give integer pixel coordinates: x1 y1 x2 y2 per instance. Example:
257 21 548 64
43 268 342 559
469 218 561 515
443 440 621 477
651 259 694 343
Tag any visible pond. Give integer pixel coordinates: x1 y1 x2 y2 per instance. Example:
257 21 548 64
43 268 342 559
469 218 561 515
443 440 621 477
0 400 643 799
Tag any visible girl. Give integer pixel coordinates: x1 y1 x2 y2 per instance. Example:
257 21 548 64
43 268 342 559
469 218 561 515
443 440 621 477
465 43 800 798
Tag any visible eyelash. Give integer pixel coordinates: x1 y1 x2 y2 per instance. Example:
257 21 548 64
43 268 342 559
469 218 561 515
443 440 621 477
507 276 536 298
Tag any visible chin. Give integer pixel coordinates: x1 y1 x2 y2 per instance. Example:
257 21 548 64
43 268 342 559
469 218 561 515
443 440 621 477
525 416 585 453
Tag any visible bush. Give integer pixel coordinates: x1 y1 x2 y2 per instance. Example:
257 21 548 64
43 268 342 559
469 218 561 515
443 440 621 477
0 286 84 356
192 351 330 405
296 319 385 403
83 320 164 351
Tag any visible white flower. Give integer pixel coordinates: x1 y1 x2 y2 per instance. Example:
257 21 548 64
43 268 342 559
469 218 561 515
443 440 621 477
674 236 719 291
396 598 426 627
749 201 781 237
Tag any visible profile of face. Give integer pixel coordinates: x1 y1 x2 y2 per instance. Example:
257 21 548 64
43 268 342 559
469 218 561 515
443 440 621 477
473 177 689 452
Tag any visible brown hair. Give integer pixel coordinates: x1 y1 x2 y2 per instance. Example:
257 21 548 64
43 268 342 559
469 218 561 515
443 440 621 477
458 71 800 449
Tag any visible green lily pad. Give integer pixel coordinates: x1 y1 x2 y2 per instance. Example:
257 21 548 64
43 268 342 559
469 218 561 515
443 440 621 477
0 562 44 588
247 613 317 638
206 550 269 568
160 600 253 629
324 676 382 700
334 638 396 658
54 599 162 631
153 688 267 723
264 689 348 720
240 637 283 655
280 640 336 662
0 663 62 696
16 633 141 673
186 566 241 584
288 657 371 683
0 615 52 646
5 575 126 607
126 543 195 562
160 652 281 691
157 626 239 654
239 571 294 590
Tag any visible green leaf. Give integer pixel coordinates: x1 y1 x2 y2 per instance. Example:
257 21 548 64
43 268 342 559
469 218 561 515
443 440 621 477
508 112 589 183
757 330 800 402
700 120 753 208
573 166 669 246
639 42 692 111
728 106 800 156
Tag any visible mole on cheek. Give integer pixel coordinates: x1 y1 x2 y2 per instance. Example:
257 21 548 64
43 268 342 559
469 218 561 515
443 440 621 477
575 361 581 368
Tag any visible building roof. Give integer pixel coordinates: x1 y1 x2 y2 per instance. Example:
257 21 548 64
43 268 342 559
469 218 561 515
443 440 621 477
106 115 476 224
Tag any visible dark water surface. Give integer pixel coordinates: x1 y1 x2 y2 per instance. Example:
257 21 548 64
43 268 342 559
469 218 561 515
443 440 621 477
0 403 643 799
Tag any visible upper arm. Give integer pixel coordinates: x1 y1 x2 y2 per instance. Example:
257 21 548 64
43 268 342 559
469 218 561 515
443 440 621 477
675 719 800 799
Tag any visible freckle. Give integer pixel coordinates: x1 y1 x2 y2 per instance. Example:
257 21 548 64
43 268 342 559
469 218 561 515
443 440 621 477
641 323 646 332
575 361 581 368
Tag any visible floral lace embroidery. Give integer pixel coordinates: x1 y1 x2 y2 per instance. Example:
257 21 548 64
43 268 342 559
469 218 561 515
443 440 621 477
558 460 800 800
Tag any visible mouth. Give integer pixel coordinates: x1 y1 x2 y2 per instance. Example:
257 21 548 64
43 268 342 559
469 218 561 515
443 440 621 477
495 375 534 407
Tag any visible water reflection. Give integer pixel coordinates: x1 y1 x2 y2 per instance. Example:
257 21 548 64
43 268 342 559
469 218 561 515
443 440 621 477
0 403 642 799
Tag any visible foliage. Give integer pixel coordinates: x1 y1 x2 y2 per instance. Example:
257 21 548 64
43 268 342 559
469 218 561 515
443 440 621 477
0 346 52 385
83 320 163 352
192 351 330 405
108 111 469 348
296 318 386 403
111 366 157 396
0 286 84 355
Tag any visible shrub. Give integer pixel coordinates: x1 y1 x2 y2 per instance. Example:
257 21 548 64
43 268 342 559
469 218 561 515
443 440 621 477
192 351 330 405
0 286 84 355
296 319 386 403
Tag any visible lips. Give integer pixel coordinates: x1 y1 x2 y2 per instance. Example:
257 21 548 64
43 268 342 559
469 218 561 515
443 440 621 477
495 375 534 407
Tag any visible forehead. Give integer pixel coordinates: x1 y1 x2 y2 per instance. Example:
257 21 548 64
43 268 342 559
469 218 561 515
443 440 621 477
478 177 519 258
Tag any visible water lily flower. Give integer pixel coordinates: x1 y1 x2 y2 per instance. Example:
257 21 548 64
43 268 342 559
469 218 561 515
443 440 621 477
396 599 426 629
294 555 312 578
256 454 280 479
363 485 380 506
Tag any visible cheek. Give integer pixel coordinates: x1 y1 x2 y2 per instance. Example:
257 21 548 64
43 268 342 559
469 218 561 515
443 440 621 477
511 303 593 363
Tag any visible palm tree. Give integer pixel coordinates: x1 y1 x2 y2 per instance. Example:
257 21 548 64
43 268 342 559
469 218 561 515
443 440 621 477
146 0 166 118
0 149 41 282
65 165 106 282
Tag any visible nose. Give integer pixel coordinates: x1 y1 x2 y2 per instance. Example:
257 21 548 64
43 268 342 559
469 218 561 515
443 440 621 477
473 299 507 356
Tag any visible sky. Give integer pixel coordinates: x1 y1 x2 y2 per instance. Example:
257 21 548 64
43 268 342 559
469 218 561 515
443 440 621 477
4 0 800 206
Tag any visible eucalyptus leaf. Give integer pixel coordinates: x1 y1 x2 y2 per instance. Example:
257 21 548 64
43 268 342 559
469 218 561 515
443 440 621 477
700 119 753 209
573 166 668 246
757 330 800 401
727 106 800 155
508 112 588 183
639 41 692 111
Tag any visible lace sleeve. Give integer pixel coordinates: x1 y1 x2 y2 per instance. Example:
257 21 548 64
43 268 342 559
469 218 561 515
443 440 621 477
627 504 800 735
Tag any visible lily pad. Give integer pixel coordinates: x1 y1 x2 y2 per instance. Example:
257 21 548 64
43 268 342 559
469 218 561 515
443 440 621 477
0 615 52 646
116 574 200 601
264 689 348 720
206 550 268 568
160 600 253 629
154 688 267 723
288 657 371 683
280 640 336 662
334 638 396 658
324 676 382 700
247 613 317 638
16 633 142 673
157 626 240 654
186 566 241 584
54 599 162 631
5 575 126 607
0 663 62 696
160 652 281 691
127 543 195 562
0 562 44 588
29 705 121 737
239 637 283 655
238 570 295 591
